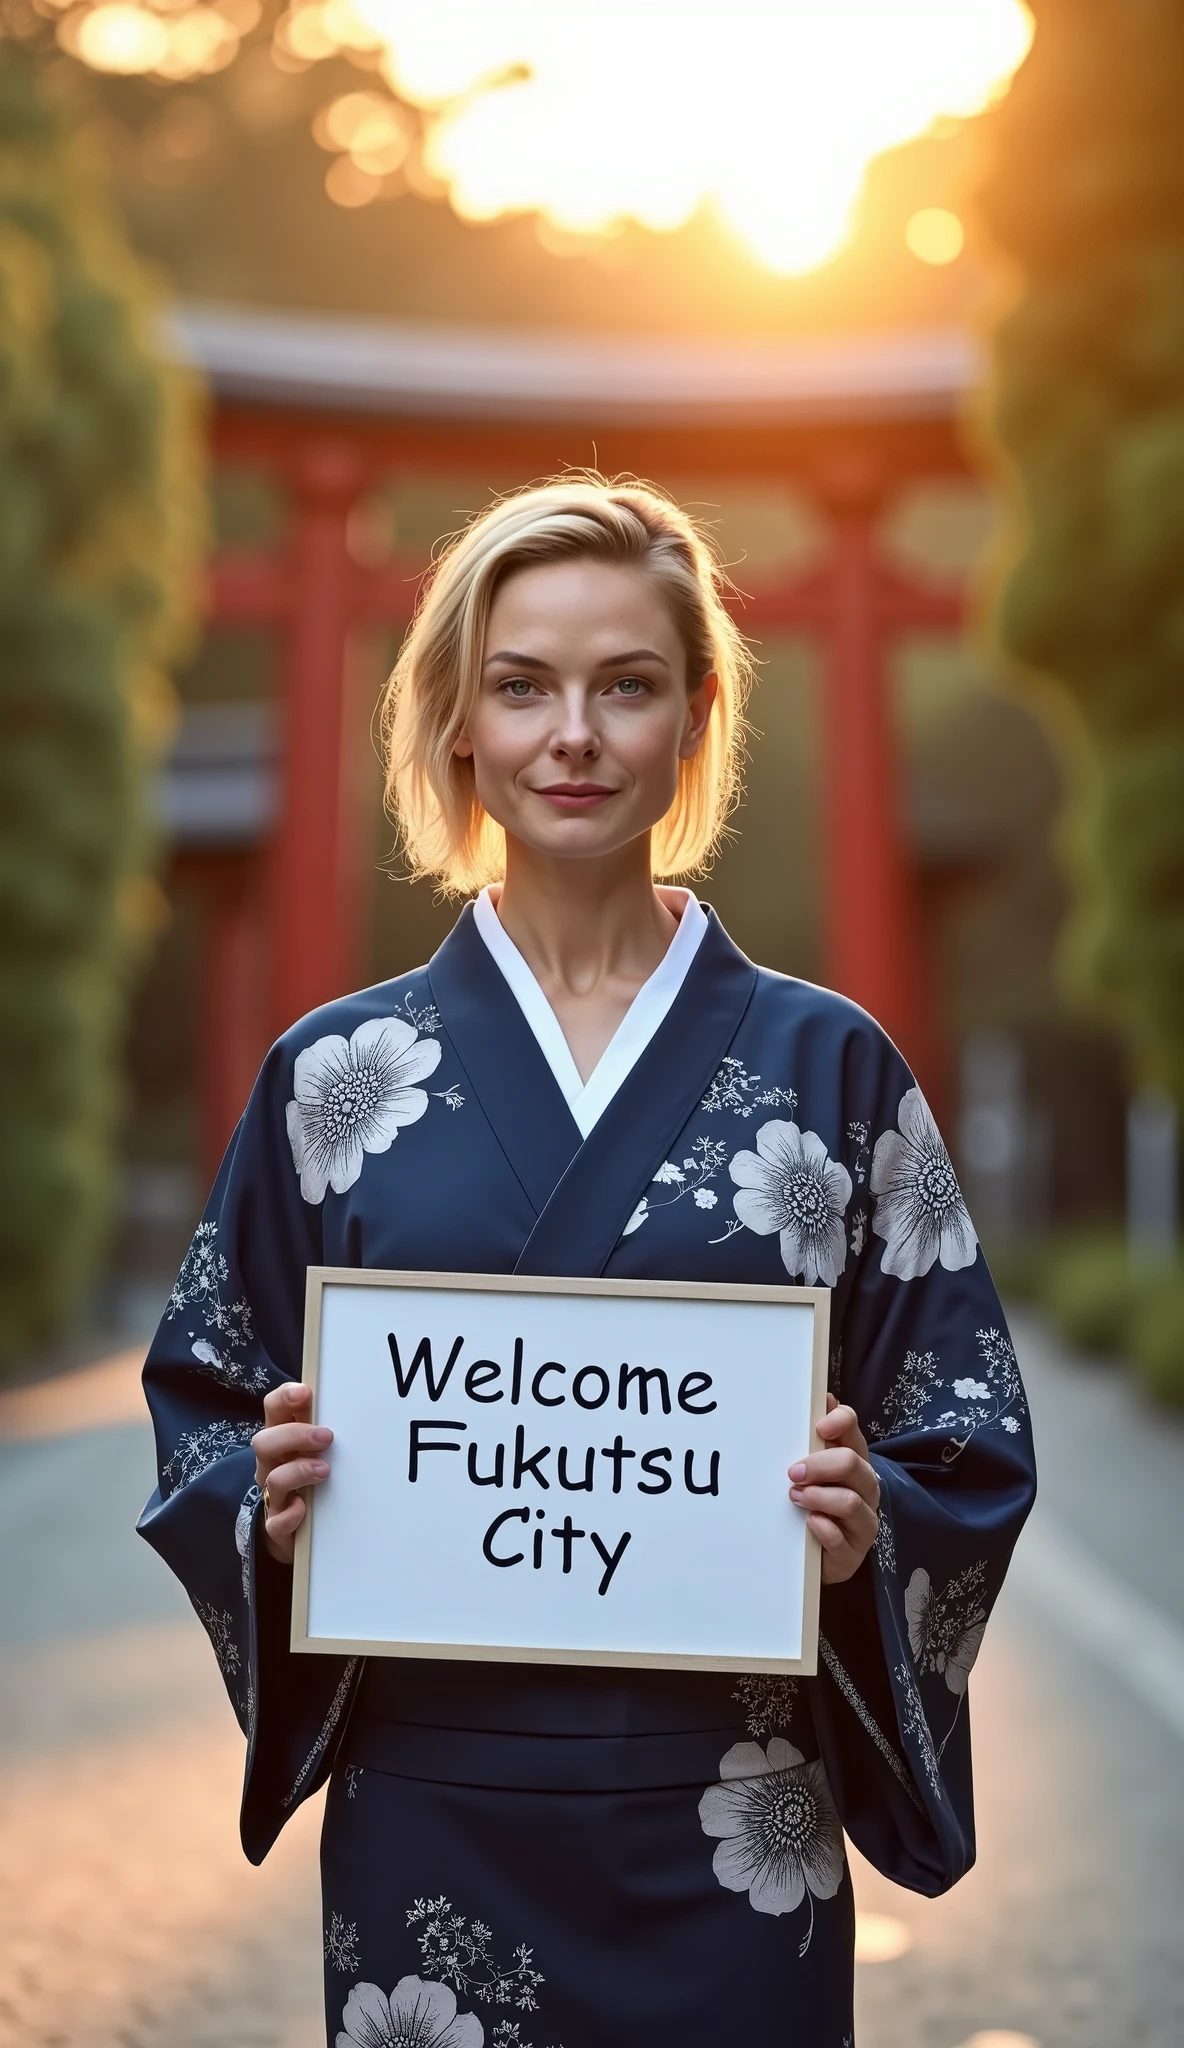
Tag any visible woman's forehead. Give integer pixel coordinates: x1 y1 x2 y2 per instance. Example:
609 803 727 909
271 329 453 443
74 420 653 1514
485 557 683 654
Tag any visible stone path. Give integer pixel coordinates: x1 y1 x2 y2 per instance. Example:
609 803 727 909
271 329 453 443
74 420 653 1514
1 1312 1181 2047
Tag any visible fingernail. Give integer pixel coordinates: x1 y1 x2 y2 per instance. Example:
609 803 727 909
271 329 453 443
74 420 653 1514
789 1462 806 1481
311 1461 330 1477
789 1486 804 1503
311 1427 332 1445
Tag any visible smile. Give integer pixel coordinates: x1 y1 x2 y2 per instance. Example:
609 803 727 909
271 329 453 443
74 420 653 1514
533 785 617 810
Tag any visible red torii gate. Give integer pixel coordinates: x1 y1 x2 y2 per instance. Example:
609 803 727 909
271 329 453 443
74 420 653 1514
176 308 980 1171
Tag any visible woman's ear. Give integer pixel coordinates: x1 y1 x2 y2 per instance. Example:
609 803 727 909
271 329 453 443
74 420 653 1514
453 732 474 759
679 671 719 759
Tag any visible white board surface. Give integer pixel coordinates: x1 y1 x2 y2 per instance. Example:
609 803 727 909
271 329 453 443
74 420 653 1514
293 1269 827 1673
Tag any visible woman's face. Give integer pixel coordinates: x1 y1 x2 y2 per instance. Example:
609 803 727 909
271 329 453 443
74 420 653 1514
457 557 717 867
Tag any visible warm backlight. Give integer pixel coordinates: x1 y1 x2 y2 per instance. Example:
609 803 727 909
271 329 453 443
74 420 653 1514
354 0 1032 271
906 205 966 264
58 0 1033 271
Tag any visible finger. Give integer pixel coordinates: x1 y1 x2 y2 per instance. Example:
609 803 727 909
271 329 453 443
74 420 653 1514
825 1392 838 1413
253 1422 332 1481
264 1493 307 1540
789 1478 870 1519
263 1456 332 1506
815 1402 861 1443
814 1404 872 1463
788 1447 880 1508
263 1381 312 1427
805 1511 849 1556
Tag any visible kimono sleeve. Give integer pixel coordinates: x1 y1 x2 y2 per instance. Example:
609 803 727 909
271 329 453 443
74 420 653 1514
136 1035 362 1865
809 1026 1037 1897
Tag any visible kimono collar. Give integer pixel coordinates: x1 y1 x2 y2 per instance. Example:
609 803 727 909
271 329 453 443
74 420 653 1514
471 885 709 1139
428 903 757 1277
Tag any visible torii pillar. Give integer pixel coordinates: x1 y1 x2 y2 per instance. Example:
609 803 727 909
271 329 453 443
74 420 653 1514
813 446 935 1093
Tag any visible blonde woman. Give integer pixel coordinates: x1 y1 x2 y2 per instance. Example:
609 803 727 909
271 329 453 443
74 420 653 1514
140 478 1034 2046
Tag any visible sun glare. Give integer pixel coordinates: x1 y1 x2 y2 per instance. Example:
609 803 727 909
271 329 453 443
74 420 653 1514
352 0 1034 272
56 0 1033 270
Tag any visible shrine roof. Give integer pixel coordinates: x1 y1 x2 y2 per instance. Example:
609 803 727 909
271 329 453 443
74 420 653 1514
167 302 984 427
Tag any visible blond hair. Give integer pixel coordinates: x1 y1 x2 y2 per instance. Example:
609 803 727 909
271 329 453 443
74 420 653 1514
380 474 752 893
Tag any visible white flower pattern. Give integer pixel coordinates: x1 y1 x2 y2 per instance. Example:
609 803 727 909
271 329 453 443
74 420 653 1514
698 1739 844 1952
326 1912 362 1975
729 1120 852 1285
870 1087 977 1280
166 1220 265 1391
163 1419 256 1493
404 1899 555 2037
904 1562 988 1699
731 1674 799 1739
287 1016 442 1204
700 1056 798 1117
336 1976 482 2048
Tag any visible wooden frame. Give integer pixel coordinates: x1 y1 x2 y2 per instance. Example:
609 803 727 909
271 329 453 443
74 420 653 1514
292 1266 831 1675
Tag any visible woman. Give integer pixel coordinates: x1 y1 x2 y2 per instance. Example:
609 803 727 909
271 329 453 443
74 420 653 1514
140 478 1035 2047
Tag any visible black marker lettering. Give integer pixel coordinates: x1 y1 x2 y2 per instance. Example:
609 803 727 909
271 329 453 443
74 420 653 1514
684 1448 720 1495
532 1525 544 1568
389 1333 464 1401
407 1418 466 1481
573 1366 611 1409
600 1434 637 1494
511 1336 524 1406
512 1424 551 1490
590 1529 632 1595
482 1505 528 1566
618 1363 671 1415
677 1371 717 1415
557 1445 595 1491
467 1439 505 1487
465 1360 503 1402
532 1361 566 1406
638 1447 673 1494
550 1516 586 1572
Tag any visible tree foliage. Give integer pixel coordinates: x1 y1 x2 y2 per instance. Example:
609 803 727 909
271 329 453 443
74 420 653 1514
979 0 1184 1108
0 48 204 1366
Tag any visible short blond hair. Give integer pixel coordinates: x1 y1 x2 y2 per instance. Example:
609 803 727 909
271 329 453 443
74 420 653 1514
380 474 752 893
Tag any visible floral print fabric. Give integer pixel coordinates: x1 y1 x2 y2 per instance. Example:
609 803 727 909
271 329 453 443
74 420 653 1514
728 1119 852 1285
870 1086 978 1280
139 907 1034 2043
699 1740 844 1939
287 1015 442 1203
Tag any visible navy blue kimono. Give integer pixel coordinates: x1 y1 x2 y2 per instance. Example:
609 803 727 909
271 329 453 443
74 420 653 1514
139 905 1036 2048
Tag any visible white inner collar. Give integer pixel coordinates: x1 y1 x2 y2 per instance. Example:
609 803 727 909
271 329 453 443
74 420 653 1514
472 885 708 1139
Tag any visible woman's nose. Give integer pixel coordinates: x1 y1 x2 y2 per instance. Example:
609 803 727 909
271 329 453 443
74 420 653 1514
551 688 599 757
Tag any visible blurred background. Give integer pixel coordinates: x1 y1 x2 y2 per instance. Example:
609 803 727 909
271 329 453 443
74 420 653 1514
0 5 1182 2047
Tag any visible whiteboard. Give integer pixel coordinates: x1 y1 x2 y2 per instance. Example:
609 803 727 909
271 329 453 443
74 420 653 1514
291 1268 829 1673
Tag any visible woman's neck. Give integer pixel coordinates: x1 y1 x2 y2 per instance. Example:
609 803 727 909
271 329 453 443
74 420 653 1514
492 838 681 1080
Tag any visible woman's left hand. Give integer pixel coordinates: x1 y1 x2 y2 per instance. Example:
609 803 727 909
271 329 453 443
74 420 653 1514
789 1394 881 1585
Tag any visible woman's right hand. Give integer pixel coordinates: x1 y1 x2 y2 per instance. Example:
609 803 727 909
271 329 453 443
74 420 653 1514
252 1381 333 1565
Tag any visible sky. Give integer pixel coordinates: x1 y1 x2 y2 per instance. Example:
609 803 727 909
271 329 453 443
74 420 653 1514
64 0 1034 275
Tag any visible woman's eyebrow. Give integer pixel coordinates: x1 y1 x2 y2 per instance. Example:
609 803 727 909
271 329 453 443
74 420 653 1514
483 650 553 670
482 646 672 671
596 647 671 669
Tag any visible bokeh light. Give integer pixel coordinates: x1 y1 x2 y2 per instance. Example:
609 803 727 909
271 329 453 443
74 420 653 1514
57 0 1034 264
351 0 1033 269
854 1911 913 1962
906 206 966 264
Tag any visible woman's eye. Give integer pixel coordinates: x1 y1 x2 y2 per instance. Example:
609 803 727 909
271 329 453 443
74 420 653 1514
613 676 648 697
501 677 538 699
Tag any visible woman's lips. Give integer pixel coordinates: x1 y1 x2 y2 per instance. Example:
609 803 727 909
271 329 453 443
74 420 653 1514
533 784 616 810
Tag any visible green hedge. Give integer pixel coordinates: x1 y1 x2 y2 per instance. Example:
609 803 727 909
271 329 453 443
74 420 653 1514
0 51 204 1368
1019 1230 1184 1406
980 0 1184 1112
